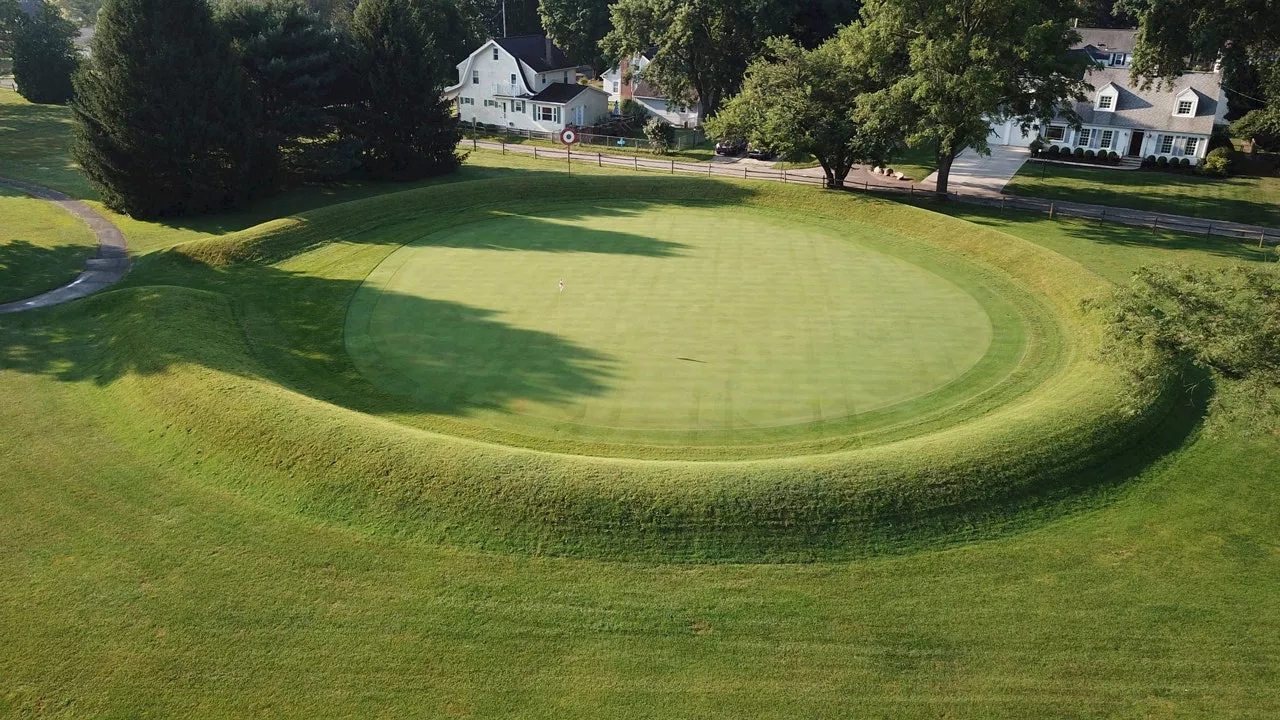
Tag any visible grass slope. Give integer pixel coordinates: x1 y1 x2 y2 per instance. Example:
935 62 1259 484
0 123 1277 715
0 188 97 303
1004 161 1280 228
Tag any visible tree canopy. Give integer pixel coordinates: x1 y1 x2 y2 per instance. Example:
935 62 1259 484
538 0 610 72
860 0 1091 195
72 0 255 217
601 0 785 121
349 0 462 180
707 30 904 187
12 0 79 104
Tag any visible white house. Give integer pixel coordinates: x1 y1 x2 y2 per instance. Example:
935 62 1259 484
444 35 610 133
602 52 701 128
990 28 1227 164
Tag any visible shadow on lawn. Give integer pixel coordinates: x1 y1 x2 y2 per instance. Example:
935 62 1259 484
0 186 742 417
0 240 97 305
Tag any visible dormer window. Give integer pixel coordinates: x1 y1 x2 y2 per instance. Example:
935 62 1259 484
1173 89 1198 117
1095 84 1118 112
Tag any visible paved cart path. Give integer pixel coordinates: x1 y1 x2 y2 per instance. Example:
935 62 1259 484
467 139 1278 244
0 177 130 314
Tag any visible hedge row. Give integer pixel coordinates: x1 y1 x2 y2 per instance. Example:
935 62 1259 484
109 176 1180 561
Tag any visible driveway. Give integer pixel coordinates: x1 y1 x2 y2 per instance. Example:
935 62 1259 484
924 146 1030 197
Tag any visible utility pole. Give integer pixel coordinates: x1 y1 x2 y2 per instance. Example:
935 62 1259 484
502 0 507 37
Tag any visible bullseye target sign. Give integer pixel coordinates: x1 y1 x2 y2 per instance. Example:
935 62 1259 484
559 128 579 146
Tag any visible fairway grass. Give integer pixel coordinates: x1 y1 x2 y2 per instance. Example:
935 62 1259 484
2 125 1278 716
347 202 1007 445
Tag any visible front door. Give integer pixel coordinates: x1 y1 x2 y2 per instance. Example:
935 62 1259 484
1127 130 1144 157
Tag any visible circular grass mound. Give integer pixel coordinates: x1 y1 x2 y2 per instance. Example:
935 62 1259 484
108 173 1182 561
345 202 1016 450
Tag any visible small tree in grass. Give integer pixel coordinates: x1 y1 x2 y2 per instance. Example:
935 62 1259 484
72 0 255 218
12 0 78 104
643 115 673 154
706 30 903 188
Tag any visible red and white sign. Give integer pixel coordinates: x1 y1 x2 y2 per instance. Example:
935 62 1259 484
559 128 579 146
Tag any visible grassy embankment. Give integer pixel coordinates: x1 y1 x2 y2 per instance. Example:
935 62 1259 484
1 89 1278 716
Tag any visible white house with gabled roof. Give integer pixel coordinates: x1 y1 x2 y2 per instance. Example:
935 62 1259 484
989 28 1227 164
444 35 610 133
602 52 701 128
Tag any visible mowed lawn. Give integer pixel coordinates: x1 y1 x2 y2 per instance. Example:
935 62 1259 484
0 188 97 303
1003 161 1280 228
1 108 1279 715
347 203 993 440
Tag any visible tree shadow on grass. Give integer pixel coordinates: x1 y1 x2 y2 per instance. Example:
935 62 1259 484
0 186 750 417
0 240 97 305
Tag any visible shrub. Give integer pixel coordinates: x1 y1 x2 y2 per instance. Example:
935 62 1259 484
1029 137 1045 156
1046 145 1060 157
1179 157 1191 168
643 116 675 155
1073 147 1085 158
1200 147 1232 177
1157 156 1169 167
1084 149 1095 160
1108 151 1120 164
1143 155 1156 167
12 0 79 105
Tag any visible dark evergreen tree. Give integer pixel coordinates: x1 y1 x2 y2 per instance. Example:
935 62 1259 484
71 0 255 217
349 0 461 180
12 0 78 104
217 0 348 188
0 0 22 58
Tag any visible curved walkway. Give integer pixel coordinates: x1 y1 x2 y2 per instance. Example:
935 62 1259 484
0 177 130 314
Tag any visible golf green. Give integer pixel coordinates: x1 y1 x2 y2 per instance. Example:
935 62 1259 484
346 202 1020 447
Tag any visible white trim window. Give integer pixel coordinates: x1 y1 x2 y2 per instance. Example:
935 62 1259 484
472 70 479 85
537 105 561 123
492 48 499 61
1046 125 1066 141
1098 94 1114 110
512 100 525 113
1100 130 1114 150
1184 137 1199 156
1077 128 1093 147
459 97 474 105
1176 99 1193 115
1159 135 1174 154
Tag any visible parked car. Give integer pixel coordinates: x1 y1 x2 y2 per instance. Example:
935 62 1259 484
747 146 776 161
715 138 747 156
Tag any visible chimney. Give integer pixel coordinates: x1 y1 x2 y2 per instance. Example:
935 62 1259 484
545 36 553 66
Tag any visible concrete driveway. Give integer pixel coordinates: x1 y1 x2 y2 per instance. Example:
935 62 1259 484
924 146 1030 196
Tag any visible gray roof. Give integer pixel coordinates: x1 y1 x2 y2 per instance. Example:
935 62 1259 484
528 82 590 104
1074 28 1138 55
1061 66 1221 135
495 35 574 73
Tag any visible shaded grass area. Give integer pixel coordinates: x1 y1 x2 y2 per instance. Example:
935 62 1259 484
1003 161 1280 228
0 189 97 303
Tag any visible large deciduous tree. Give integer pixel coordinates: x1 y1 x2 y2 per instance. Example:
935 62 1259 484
71 0 255 217
13 0 80 104
538 0 610 72
349 0 461 180
706 30 905 188
0 0 23 59
601 0 785 121
861 0 1090 196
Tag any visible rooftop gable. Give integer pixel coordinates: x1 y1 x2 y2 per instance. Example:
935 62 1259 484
494 35 574 73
